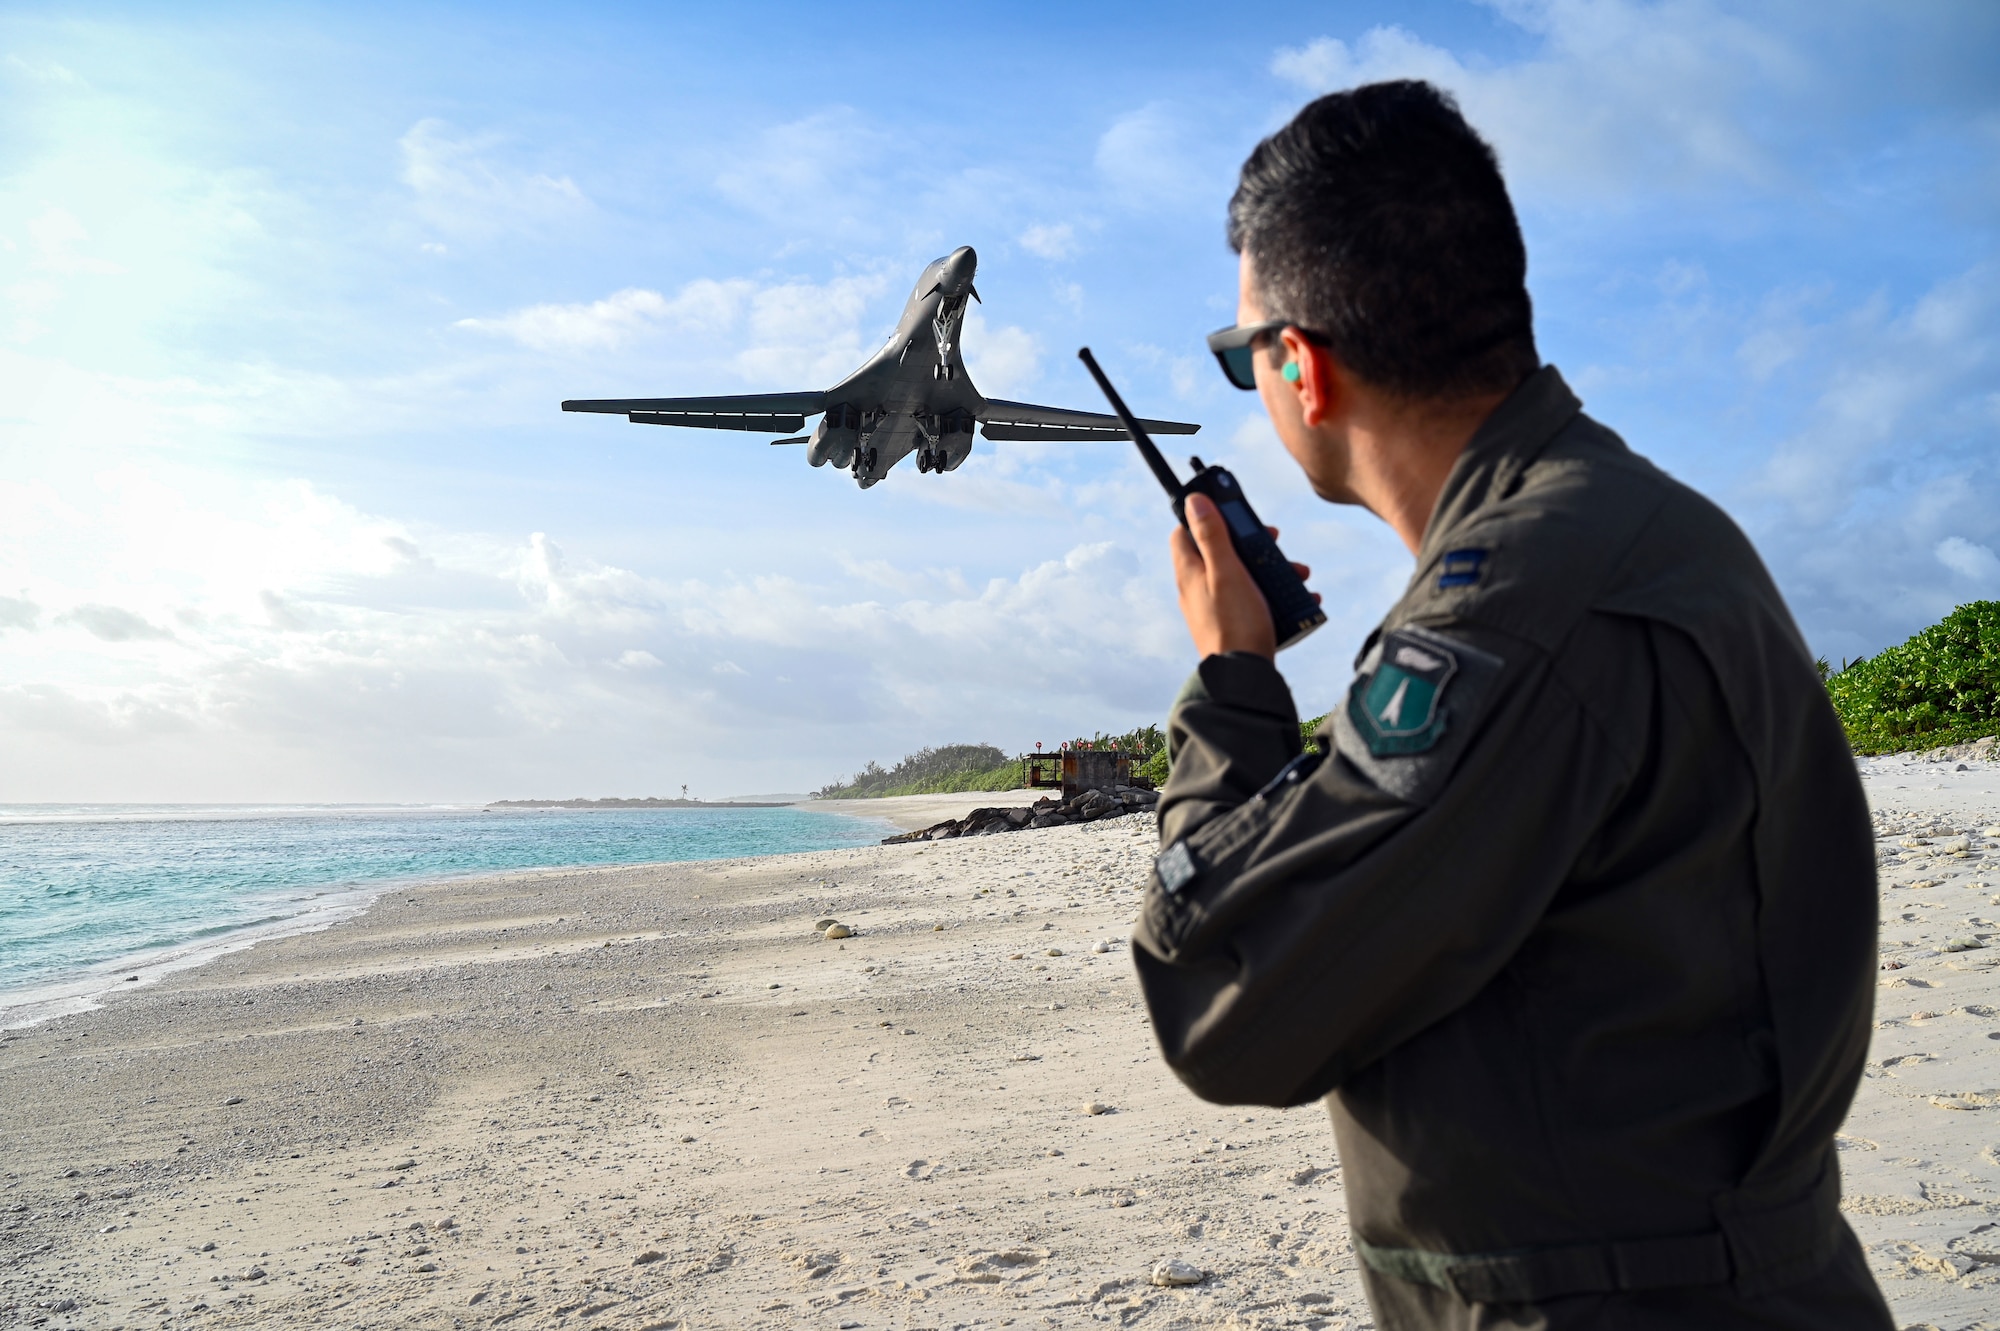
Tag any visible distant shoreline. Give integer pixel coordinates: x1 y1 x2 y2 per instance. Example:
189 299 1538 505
484 798 796 810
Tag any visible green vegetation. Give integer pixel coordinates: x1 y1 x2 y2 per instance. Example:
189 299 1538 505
814 744 1019 799
1123 716 1328 788
820 713 1338 800
1824 600 2000 754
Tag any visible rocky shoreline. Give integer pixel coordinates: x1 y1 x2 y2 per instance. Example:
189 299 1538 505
881 784 1160 843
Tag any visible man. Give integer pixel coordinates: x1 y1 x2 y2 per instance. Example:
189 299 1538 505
1132 81 1893 1329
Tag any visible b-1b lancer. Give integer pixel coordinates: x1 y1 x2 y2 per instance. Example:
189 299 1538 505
560 246 1198 488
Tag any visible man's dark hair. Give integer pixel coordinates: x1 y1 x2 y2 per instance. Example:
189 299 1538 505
1228 80 1538 402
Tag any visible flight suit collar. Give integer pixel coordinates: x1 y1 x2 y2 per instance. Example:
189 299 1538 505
1416 365 1583 567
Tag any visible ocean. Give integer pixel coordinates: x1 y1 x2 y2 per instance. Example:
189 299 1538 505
0 802 893 1013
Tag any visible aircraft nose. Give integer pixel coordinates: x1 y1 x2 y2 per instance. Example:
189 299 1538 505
945 245 977 288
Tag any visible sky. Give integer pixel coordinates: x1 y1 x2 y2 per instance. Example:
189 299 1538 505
0 1 1996 802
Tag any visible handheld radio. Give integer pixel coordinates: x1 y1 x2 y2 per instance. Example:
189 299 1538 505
1078 346 1326 652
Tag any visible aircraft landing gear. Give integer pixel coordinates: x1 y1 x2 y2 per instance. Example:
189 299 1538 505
917 449 933 473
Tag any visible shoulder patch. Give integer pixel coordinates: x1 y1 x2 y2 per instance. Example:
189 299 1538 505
1333 624 1507 806
1347 630 1457 755
1153 840 1198 896
1437 547 1488 589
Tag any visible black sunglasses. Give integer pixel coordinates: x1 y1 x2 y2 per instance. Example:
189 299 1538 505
1206 321 1332 391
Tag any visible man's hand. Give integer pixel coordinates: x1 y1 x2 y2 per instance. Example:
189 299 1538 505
1170 493 1314 660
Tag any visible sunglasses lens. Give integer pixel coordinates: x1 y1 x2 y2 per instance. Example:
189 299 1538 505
1218 344 1259 390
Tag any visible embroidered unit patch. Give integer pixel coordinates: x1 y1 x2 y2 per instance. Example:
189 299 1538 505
1155 841 1198 895
1437 548 1488 588
1347 630 1458 756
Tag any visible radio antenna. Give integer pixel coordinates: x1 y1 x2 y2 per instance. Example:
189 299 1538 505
1078 347 1182 496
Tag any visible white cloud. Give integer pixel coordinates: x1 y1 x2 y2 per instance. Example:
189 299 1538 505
0 595 39 630
61 604 174 642
1271 2 1802 195
3 55 81 85
1936 537 2000 584
471 282 761 354
730 272 892 388
1096 104 1202 206
1756 263 1998 522
399 119 590 237
962 309 1041 400
1019 223 1078 260
713 108 883 223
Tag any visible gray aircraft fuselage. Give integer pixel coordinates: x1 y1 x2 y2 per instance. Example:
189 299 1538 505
561 246 1197 489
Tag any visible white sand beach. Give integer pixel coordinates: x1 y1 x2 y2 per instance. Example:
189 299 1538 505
3 778 1999 1329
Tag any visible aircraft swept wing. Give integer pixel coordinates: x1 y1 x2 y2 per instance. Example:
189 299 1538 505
975 398 1198 442
561 392 828 433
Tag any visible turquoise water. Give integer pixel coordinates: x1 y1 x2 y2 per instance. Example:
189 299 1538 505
0 803 891 998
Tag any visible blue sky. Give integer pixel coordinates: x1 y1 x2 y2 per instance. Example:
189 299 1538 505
0 1 1995 800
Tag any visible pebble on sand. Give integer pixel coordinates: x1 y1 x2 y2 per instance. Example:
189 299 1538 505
1151 1259 1205 1287
220 1096 245 1106
1046 948 1064 957
1083 1101 1112 1115
824 923 854 939
814 918 838 930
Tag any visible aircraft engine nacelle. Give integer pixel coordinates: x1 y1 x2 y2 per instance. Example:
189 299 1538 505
808 403 860 469
934 410 975 472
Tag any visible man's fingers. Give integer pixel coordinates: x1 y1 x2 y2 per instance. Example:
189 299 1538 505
1184 493 1234 565
1170 524 1205 586
1291 561 1311 581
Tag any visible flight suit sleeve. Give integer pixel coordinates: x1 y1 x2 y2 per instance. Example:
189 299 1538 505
1133 617 1643 1107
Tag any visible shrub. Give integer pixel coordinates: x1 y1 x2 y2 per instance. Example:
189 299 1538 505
1825 601 2000 754
815 743 1014 799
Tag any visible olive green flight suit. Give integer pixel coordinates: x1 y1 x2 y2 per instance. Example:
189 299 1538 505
1133 368 1893 1328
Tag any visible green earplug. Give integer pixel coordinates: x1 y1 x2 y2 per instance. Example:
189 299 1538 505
1282 361 1302 382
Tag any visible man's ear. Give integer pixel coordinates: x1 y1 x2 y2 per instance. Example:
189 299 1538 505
1279 327 1342 428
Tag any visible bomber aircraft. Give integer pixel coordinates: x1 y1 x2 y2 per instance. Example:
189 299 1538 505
561 246 1198 488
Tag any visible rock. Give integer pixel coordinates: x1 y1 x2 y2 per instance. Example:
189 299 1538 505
933 923 944 931
1030 813 1067 828
391 1159 417 1171
633 1250 666 1265
824 923 854 939
1046 948 1064 957
1082 1101 1112 1115
1290 1165 1328 1186
1984 826 2000 837
1006 807 1034 826
1090 941 1111 954
244 1267 267 1281
1942 937 1987 952
814 918 838 930
220 1096 245 1106
680 1134 697 1142
415 1262 438 1273
1943 835 1973 853
1151 1258 1205 1287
